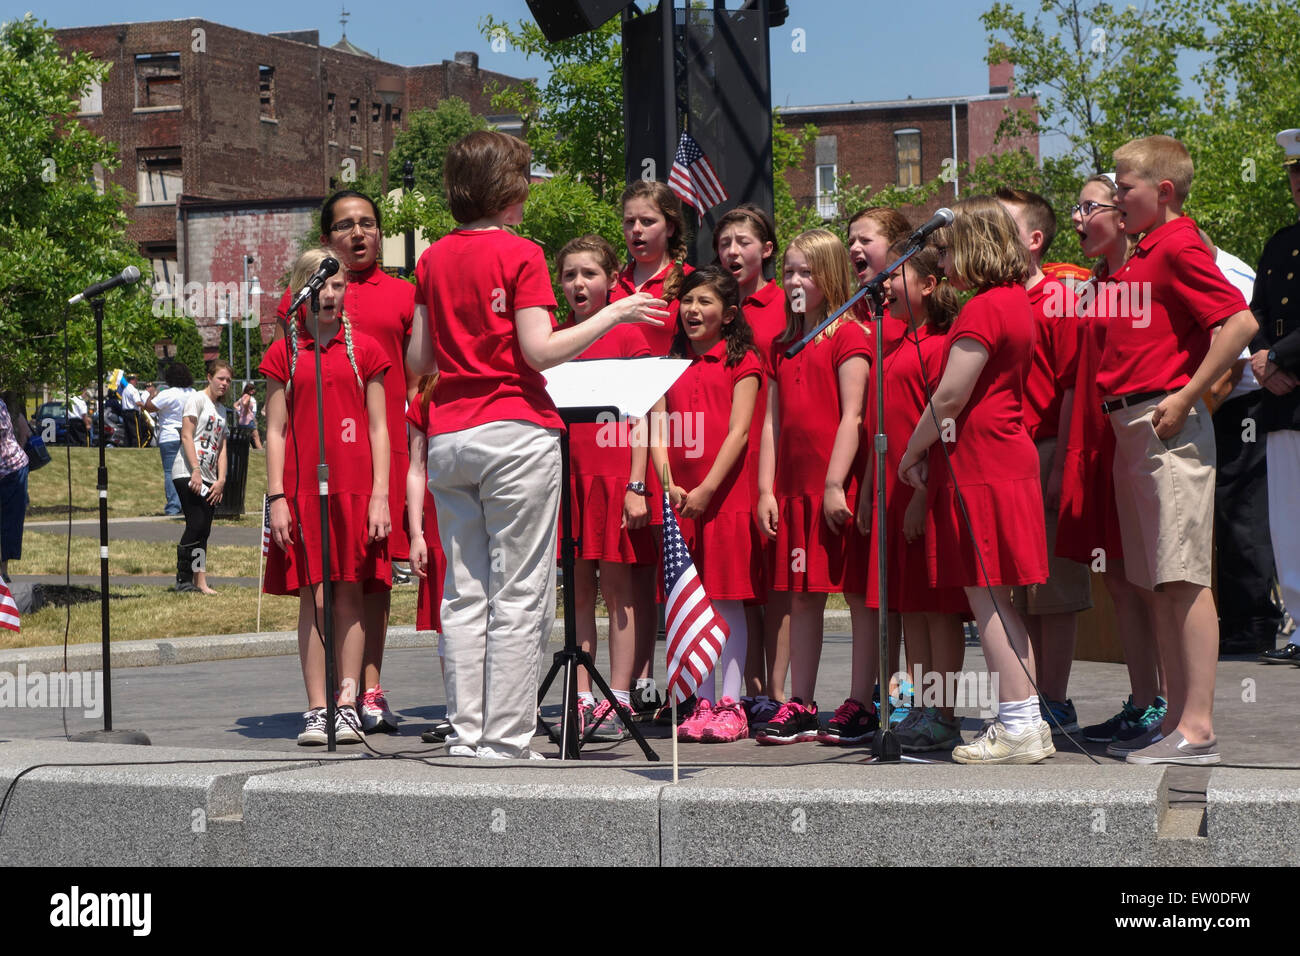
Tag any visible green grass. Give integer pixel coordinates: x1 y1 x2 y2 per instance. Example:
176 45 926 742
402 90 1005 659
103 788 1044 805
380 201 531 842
20 531 262 579
27 446 268 519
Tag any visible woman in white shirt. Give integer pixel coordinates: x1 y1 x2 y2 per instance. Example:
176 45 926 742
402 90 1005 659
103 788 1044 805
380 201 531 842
146 363 195 516
171 361 232 594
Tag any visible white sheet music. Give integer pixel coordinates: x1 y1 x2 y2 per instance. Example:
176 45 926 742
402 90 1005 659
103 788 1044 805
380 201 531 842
544 357 690 419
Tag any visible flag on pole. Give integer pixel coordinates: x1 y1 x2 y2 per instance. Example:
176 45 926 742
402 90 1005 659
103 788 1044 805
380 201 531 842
261 494 272 556
0 577 20 632
668 132 729 213
661 493 730 704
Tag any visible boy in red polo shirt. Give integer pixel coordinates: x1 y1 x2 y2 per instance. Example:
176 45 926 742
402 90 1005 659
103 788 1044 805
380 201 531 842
1098 135 1259 765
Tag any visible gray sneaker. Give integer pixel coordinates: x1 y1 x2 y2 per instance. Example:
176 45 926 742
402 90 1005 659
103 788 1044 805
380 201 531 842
587 698 630 742
895 707 962 752
1125 730 1220 766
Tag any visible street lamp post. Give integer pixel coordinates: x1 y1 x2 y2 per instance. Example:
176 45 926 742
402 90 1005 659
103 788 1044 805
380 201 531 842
403 159 415 277
241 255 261 386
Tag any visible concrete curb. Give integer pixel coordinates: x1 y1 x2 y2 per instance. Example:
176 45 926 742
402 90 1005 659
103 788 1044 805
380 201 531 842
5 738 1293 866
0 611 856 672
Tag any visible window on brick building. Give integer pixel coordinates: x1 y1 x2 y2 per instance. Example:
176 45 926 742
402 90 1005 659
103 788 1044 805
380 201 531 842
327 93 337 142
88 163 105 195
135 53 181 109
79 79 102 115
142 243 179 292
895 129 921 188
391 107 401 127
137 148 182 205
259 66 275 119
349 98 360 143
816 163 838 218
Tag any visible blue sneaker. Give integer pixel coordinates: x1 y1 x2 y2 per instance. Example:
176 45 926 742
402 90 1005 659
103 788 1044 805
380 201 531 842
1114 696 1167 743
1040 697 1079 736
1081 696 1143 743
886 679 915 728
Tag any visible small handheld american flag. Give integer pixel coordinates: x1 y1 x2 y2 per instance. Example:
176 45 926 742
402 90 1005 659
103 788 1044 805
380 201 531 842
662 492 730 704
668 132 729 213
0 576 20 632
261 495 272 556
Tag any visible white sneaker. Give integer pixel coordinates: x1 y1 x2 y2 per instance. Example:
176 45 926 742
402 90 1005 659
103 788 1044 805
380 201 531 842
358 685 398 733
297 708 328 746
476 746 548 761
334 705 365 744
446 743 478 758
952 718 1055 765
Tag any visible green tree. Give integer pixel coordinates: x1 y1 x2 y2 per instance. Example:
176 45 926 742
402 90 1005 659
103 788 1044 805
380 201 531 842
389 98 488 200
479 14 624 201
0 16 159 397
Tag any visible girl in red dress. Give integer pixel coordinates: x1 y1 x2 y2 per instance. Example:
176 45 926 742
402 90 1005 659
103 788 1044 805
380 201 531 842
756 229 870 745
1061 174 1165 743
555 235 658 743
262 248 391 746
859 242 970 752
713 204 787 719
898 197 1052 765
649 266 764 744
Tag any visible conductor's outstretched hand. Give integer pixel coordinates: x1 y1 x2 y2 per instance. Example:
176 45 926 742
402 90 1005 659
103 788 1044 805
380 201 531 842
611 293 669 328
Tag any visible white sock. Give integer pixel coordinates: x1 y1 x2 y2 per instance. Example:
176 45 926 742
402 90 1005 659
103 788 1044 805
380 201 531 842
997 696 1041 735
578 691 595 706
613 688 631 708
715 600 748 702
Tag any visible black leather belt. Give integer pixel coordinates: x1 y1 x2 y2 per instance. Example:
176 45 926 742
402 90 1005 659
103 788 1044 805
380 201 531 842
1101 390 1172 415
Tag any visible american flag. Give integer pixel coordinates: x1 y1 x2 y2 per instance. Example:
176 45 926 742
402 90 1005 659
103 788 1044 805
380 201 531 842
662 493 730 704
0 576 20 632
261 495 272 556
668 133 729 212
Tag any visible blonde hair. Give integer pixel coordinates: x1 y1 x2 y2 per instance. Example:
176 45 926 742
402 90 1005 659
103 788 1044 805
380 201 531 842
284 248 362 395
1113 134 1194 203
935 196 1031 292
779 228 859 344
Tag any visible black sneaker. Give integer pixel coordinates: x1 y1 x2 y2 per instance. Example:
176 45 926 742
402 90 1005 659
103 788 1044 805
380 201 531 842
740 695 781 736
755 698 819 745
817 697 878 745
630 679 662 723
655 694 695 726
1260 643 1300 664
421 718 453 743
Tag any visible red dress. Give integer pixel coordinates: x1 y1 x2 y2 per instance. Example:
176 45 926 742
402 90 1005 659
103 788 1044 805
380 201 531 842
743 280 788 598
663 340 765 600
278 266 415 560
260 328 392 595
406 399 446 632
565 324 657 565
1057 275 1123 563
771 320 871 592
865 324 969 613
611 261 694 357
926 284 1047 588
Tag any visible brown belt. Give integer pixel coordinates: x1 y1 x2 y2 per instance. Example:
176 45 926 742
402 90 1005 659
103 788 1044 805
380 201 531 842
1100 389 1172 415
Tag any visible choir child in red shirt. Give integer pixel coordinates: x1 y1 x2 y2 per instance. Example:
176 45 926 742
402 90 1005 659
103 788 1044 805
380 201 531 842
1096 136 1258 765
899 196 1054 764
406 131 666 760
614 180 694 357
995 188 1093 739
756 229 871 745
262 248 392 746
1059 174 1168 746
276 190 415 735
714 204 787 724
649 266 765 743
859 242 970 752
555 235 658 743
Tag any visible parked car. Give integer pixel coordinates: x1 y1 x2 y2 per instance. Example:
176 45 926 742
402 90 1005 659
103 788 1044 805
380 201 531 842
33 401 69 445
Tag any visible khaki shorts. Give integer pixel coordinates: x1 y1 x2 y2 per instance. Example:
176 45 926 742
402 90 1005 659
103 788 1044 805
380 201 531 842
1011 437 1094 615
1108 397 1216 591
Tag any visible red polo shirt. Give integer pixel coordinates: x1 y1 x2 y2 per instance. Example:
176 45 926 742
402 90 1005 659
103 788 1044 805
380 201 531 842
610 261 694 356
1022 276 1079 442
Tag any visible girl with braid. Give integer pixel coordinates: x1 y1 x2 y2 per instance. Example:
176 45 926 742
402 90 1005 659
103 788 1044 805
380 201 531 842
261 247 392 746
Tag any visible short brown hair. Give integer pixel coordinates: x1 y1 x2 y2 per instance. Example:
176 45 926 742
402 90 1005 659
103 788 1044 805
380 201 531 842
207 359 234 378
620 179 690 299
713 203 778 262
936 196 1031 292
557 234 620 279
888 238 960 333
1113 135 1194 203
995 187 1057 258
445 130 532 224
847 206 912 245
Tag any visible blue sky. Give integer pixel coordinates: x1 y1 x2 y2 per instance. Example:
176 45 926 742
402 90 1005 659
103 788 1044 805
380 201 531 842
16 0 999 107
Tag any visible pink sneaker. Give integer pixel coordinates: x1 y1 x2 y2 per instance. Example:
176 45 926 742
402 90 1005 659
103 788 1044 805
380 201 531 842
676 698 713 742
701 696 749 743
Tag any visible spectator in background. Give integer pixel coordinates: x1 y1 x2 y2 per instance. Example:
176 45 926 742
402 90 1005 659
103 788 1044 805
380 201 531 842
121 373 143 447
234 382 262 450
0 396 29 581
67 391 90 447
147 363 196 516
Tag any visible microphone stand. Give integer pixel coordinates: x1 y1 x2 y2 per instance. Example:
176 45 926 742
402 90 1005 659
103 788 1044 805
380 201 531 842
69 295 149 746
786 243 932 764
309 289 339 752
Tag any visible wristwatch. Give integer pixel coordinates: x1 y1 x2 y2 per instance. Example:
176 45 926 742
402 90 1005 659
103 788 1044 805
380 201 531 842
1268 349 1278 365
626 481 648 496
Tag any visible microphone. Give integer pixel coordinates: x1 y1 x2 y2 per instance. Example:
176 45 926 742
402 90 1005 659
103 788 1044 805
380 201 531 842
906 207 955 247
68 266 142 305
285 256 341 315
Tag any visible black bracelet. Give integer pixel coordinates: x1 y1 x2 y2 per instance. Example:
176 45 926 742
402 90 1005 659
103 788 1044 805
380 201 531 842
267 493 285 504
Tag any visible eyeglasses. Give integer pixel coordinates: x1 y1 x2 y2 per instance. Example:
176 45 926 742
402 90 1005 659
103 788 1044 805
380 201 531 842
329 218 379 233
1071 200 1118 217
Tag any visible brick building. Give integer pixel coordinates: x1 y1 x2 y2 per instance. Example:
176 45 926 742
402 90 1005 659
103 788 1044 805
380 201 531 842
56 19 526 355
778 62 1038 222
